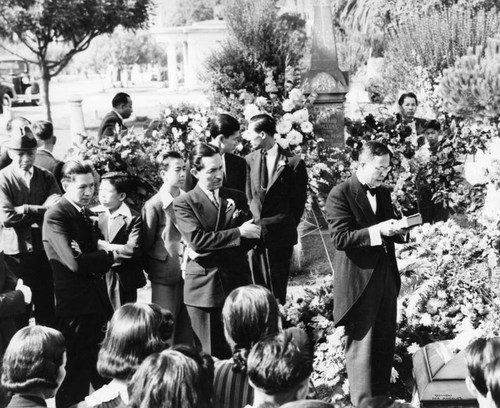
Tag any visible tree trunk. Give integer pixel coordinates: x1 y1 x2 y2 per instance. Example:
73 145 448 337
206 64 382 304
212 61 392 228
40 64 52 122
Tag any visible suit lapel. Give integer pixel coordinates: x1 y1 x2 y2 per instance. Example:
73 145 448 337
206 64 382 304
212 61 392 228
98 213 109 240
267 150 288 191
251 152 263 198
192 185 219 230
351 174 377 226
109 215 126 242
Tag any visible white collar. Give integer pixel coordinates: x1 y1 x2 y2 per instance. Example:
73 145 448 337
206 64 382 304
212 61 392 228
265 142 279 157
107 201 131 219
37 147 55 158
113 109 124 122
65 195 84 212
160 185 185 209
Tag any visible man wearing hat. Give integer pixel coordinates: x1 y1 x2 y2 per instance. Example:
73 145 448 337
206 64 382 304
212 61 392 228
0 126 61 327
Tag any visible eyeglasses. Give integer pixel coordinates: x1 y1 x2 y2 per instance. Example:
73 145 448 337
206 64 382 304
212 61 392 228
374 165 392 173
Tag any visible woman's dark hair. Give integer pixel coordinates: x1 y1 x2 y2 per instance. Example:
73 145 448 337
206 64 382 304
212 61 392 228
1 326 66 393
465 337 500 397
101 171 132 196
358 396 413 408
189 143 220 171
250 114 276 136
97 303 174 380
247 328 313 397
210 113 240 140
222 285 280 373
398 92 418 106
128 348 214 408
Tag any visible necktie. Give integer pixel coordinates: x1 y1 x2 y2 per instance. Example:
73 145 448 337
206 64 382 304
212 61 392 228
210 191 219 208
80 208 92 227
260 150 268 192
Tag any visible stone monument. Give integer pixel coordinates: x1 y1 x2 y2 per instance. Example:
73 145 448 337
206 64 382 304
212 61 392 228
301 0 349 148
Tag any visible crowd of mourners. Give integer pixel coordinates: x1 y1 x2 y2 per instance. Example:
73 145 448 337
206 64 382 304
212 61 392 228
0 92 498 408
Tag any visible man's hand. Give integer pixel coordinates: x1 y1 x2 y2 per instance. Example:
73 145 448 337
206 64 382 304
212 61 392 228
16 279 32 304
13 205 24 214
43 194 61 209
98 239 112 251
238 219 261 239
378 219 409 237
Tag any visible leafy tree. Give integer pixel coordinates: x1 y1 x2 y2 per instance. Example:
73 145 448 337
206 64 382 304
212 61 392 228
169 0 220 26
0 0 154 121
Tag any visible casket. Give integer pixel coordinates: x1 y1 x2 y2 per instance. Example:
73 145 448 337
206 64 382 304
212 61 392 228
412 340 478 407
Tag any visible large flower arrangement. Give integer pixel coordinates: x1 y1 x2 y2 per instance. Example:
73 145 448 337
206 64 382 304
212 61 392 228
282 219 500 406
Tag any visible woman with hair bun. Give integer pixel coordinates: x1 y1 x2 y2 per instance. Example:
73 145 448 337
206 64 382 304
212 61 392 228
213 284 281 408
396 92 427 136
75 303 174 408
2 326 66 408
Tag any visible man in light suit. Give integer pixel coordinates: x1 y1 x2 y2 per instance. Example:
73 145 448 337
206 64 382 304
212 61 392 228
43 160 115 408
173 143 260 358
325 141 408 406
97 92 133 139
245 114 308 304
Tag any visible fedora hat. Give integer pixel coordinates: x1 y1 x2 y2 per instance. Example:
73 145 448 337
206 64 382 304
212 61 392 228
6 126 37 151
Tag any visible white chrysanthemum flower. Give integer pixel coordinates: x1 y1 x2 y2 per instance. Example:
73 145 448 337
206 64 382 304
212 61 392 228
420 313 433 327
255 96 268 107
244 104 261 121
276 120 293 135
407 342 421 355
166 117 173 124
178 141 185 151
289 88 303 102
164 108 171 116
283 113 293 122
282 99 295 112
286 129 303 145
300 121 313 133
292 108 309 123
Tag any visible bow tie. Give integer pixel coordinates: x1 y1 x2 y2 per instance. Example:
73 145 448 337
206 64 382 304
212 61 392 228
362 184 378 196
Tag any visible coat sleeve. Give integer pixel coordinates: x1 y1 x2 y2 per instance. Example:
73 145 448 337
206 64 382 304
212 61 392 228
291 158 308 225
173 196 241 253
141 200 159 257
24 172 62 217
245 157 254 204
325 185 371 251
43 209 113 277
0 182 39 227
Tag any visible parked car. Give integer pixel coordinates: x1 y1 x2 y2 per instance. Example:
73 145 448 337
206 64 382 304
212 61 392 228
0 56 41 108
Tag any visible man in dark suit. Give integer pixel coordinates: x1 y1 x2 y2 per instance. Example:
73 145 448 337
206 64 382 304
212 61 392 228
185 113 246 193
174 143 260 358
97 92 133 139
325 141 408 406
32 120 64 185
42 160 115 408
245 114 308 304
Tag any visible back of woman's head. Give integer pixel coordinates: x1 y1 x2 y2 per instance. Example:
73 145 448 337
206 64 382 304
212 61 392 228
358 397 413 408
465 337 500 397
128 348 214 408
2 326 66 393
222 285 281 372
97 303 174 380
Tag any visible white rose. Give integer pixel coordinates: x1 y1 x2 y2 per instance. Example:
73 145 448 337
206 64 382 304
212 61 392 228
282 99 295 112
244 104 261 121
289 88 303 102
255 96 267 107
276 120 293 135
300 121 313 133
292 108 309 123
166 117 173 124
286 129 303 145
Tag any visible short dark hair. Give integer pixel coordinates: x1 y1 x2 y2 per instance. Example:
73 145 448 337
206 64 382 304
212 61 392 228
281 400 335 408
465 337 500 397
101 171 132 196
32 120 54 141
210 113 240 140
1 326 66 393
128 348 214 408
398 92 418 106
424 120 441 132
112 92 131 108
359 141 392 163
247 328 313 398
6 116 31 133
189 143 220 171
61 160 94 183
485 358 500 407
250 114 276 136
156 150 183 172
223 285 281 373
97 303 174 381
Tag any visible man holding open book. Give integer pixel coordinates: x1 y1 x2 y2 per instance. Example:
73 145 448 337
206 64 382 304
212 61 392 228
325 141 413 406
